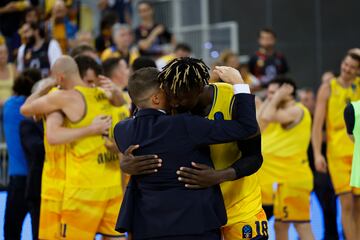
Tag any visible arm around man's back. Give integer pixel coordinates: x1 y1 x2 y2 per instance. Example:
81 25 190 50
185 93 258 146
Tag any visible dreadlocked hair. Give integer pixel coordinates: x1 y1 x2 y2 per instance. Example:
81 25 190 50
158 57 210 97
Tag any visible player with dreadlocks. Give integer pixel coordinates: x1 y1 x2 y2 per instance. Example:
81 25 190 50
158 57 210 113
113 64 259 239
121 57 268 240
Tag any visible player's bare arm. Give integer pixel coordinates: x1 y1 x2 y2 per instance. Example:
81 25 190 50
99 75 127 107
260 84 302 126
312 82 331 173
46 111 112 145
257 98 271 131
21 88 85 123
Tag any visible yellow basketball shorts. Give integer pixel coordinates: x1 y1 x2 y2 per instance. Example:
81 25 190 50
327 155 360 195
39 198 62 240
60 186 124 240
274 183 312 222
222 209 268 240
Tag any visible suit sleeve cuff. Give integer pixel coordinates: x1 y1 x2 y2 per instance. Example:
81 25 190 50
233 84 251 94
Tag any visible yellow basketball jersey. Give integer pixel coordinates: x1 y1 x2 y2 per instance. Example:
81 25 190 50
65 86 121 190
261 103 313 183
327 78 360 158
42 88 67 201
208 83 263 224
110 105 130 139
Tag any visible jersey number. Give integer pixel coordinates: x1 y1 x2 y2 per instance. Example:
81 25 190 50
283 206 289 218
255 221 268 237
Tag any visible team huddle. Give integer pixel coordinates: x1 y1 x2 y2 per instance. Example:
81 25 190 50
10 48 360 240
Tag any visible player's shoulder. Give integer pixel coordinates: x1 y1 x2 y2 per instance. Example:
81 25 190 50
114 117 134 138
317 81 331 100
211 82 234 97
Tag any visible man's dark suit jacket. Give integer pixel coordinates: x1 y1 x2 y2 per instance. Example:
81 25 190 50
114 93 257 239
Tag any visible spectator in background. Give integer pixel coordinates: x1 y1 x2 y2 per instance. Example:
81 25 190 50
0 0 31 60
17 22 62 77
95 12 117 54
19 71 44 240
220 50 260 91
74 31 94 48
98 0 132 25
0 39 16 107
3 69 40 240
298 88 339 240
101 23 139 65
135 0 175 58
156 43 192 70
44 0 73 17
210 50 260 91
24 6 40 25
249 27 289 88
46 0 77 52
70 44 99 62
18 7 41 44
0 38 16 143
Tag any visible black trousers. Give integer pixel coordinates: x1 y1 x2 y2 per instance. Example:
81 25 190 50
313 172 339 240
4 176 28 240
4 176 41 240
28 198 41 240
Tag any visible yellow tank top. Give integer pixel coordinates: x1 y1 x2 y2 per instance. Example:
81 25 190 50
65 86 121 189
208 83 263 224
0 64 14 101
261 103 313 183
110 105 130 139
262 103 311 160
42 88 67 201
327 78 360 158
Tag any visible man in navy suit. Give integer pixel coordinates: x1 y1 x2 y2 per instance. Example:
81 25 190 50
113 61 258 240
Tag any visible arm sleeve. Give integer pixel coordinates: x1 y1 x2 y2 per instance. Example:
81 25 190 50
344 103 355 135
186 94 258 146
230 134 263 179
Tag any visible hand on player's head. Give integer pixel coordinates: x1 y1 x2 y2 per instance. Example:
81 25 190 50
213 66 244 85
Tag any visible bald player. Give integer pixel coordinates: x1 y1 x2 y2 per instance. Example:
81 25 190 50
21 56 125 239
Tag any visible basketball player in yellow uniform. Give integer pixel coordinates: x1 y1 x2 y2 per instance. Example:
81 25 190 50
24 83 110 240
21 56 125 239
28 56 128 239
257 78 314 239
312 51 360 239
202 82 265 240
121 61 267 239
